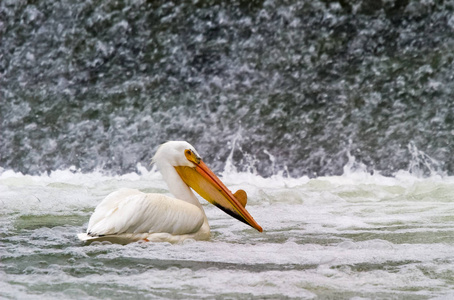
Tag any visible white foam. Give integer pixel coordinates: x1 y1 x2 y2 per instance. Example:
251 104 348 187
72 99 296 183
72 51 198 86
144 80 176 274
2 164 454 298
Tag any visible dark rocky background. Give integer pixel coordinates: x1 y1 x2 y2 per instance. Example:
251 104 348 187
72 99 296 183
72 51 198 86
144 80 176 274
1 0 453 177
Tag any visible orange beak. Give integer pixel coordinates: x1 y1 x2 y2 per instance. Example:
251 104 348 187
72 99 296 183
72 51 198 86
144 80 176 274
175 150 263 232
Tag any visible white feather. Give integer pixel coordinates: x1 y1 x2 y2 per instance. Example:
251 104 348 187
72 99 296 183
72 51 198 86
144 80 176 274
86 188 205 236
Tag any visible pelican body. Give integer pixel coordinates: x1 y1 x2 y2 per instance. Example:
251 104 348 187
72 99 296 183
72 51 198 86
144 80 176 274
78 141 262 244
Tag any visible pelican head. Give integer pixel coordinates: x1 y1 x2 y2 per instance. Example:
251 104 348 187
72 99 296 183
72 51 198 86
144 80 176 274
153 141 263 232
153 141 200 168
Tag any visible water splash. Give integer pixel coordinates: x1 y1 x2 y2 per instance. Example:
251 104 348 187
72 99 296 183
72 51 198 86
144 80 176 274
1 0 453 177
408 142 446 178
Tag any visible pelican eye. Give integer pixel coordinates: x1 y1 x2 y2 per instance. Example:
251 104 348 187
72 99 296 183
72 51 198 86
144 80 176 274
185 149 201 164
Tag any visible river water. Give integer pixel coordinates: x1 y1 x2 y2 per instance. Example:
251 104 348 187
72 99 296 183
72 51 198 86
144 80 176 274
2 162 454 299
2 0 454 298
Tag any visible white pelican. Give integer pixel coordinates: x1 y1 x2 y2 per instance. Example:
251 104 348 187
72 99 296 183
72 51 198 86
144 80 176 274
78 141 262 244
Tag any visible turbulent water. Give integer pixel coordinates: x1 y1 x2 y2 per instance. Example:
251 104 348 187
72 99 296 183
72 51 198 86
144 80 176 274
2 164 454 299
1 0 454 177
2 0 454 299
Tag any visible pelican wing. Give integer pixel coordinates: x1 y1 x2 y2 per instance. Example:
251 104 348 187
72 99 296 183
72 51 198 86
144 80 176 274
86 188 205 236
